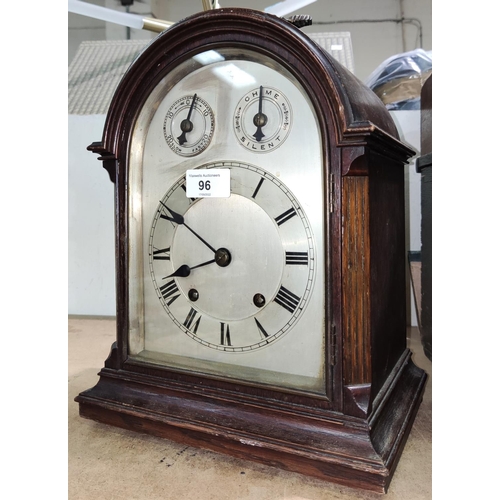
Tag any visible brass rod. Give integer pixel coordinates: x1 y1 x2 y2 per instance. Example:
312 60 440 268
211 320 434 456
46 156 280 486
142 17 174 33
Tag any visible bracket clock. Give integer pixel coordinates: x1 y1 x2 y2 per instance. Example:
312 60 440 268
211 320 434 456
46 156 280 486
76 8 427 493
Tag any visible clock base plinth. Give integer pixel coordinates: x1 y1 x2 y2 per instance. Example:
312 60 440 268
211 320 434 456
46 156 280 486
75 350 426 493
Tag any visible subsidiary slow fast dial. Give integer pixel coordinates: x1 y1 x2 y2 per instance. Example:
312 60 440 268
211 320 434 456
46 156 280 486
163 95 215 156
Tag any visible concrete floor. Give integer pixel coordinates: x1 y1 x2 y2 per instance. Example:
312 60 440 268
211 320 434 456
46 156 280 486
68 317 431 499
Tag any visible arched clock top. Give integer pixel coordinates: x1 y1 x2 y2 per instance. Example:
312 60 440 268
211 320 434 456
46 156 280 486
87 8 413 172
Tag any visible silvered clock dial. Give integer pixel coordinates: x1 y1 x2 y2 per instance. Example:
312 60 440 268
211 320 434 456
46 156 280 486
127 47 325 392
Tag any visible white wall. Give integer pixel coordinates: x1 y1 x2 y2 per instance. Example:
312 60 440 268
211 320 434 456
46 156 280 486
68 115 116 316
68 0 105 64
68 0 155 64
300 0 431 83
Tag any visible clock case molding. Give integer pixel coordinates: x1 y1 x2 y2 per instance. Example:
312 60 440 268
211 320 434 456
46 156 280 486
76 8 427 493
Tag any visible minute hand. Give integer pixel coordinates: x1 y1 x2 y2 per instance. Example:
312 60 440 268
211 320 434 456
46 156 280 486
159 201 217 253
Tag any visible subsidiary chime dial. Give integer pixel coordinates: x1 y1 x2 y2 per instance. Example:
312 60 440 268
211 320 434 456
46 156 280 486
163 94 215 156
233 86 292 152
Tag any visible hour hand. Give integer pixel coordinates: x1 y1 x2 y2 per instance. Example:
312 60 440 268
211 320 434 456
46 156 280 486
164 258 217 279
165 264 191 278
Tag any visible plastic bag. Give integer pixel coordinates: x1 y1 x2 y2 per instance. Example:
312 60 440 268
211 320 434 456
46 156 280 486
366 49 432 110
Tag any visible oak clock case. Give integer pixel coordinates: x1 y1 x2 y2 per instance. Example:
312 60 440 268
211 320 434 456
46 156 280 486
77 8 427 494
